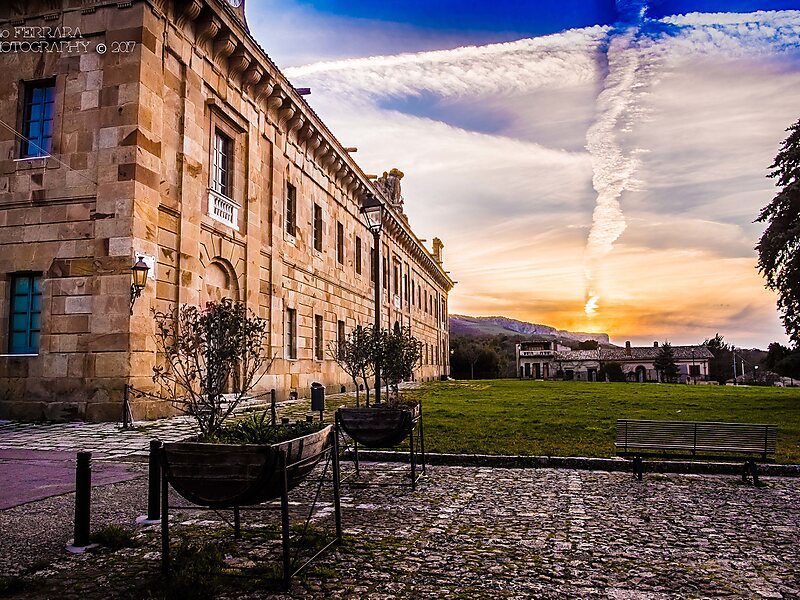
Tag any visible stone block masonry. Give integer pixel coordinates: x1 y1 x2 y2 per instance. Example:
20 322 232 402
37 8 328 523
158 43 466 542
0 0 453 421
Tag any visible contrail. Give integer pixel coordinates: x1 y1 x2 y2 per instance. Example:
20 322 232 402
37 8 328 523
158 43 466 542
583 0 648 317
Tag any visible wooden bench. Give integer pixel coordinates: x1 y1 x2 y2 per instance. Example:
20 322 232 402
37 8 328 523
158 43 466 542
615 419 777 484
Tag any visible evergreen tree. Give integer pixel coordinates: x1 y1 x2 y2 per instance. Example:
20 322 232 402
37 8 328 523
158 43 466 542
703 333 733 384
654 342 680 383
756 119 800 347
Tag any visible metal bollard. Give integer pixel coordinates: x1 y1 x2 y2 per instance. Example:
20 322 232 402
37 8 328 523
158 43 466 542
147 440 162 521
270 389 277 426
73 451 92 548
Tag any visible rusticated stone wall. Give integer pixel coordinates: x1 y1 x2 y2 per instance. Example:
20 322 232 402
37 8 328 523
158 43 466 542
0 0 453 421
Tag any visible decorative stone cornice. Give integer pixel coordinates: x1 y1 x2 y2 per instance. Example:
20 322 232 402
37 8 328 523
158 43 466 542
241 63 263 96
195 11 221 52
176 0 202 28
227 45 251 81
212 29 237 66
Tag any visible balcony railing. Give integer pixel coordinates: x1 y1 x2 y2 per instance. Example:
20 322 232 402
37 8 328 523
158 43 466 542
520 350 554 357
208 189 239 230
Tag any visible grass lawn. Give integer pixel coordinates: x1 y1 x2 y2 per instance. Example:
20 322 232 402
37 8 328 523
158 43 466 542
397 380 800 464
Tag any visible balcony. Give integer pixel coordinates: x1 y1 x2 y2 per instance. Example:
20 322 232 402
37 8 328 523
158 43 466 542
519 350 554 357
208 189 239 230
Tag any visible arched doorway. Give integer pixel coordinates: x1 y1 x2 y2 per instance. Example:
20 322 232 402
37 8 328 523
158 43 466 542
635 365 646 383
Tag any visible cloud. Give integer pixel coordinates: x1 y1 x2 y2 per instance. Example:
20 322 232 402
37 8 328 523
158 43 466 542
286 10 800 348
286 27 609 99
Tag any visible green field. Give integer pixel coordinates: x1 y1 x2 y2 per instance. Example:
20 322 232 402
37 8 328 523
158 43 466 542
395 379 800 463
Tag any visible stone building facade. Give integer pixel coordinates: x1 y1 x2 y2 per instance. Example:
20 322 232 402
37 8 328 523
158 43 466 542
0 0 453 421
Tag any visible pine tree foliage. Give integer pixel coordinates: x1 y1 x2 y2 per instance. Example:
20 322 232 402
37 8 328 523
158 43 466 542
757 119 800 347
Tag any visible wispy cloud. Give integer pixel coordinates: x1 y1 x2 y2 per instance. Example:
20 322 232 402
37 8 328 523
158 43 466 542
286 10 800 348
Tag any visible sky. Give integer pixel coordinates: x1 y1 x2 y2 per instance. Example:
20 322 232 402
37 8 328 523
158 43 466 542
246 0 800 349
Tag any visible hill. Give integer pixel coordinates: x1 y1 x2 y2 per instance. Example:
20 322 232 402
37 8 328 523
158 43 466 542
450 315 610 345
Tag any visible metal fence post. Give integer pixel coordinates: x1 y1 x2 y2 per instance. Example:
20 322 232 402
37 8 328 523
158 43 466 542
73 452 91 547
148 440 162 521
270 388 277 426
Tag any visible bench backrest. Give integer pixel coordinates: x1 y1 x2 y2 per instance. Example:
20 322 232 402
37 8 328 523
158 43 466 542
615 419 777 457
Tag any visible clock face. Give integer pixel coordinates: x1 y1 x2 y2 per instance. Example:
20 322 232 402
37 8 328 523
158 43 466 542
227 0 243 6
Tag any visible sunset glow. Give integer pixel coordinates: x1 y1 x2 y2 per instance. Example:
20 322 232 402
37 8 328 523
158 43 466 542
251 2 800 348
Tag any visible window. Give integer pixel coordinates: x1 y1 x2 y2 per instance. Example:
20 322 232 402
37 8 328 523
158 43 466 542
403 273 408 304
370 247 376 283
285 308 297 359
314 314 323 360
355 237 362 275
313 204 322 251
336 222 344 264
9 275 41 354
207 128 238 228
411 279 415 307
393 263 399 297
689 364 701 377
286 183 296 236
211 130 232 198
383 255 389 291
21 81 55 158
337 320 345 351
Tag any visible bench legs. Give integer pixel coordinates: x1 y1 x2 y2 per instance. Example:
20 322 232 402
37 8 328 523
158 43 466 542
633 456 643 481
742 460 760 486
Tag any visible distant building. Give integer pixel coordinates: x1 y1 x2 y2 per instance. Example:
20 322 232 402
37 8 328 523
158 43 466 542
516 340 712 383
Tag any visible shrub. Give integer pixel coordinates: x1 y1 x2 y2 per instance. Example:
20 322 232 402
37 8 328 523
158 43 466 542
152 299 274 439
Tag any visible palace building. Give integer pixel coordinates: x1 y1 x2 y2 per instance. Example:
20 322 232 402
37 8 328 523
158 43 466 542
516 340 712 383
0 0 453 421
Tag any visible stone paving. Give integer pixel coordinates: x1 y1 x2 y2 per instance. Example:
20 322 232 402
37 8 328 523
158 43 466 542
1 462 798 599
0 417 198 458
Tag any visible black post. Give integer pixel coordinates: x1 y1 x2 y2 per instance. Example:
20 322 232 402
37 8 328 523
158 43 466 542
73 451 91 547
279 451 291 588
147 440 162 521
331 430 342 542
270 389 277 425
161 457 170 574
122 384 131 429
373 229 382 405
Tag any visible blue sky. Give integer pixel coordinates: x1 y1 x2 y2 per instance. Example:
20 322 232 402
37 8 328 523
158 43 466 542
247 2 800 349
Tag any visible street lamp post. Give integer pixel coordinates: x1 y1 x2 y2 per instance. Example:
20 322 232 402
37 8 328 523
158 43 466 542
361 193 384 405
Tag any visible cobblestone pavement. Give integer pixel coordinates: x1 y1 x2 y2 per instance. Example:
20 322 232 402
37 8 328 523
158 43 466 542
0 417 198 458
2 464 798 599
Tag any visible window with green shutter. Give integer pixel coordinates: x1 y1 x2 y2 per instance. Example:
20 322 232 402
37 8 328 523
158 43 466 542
9 275 42 354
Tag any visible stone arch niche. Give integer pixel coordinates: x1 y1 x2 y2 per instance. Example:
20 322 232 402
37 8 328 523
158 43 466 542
200 259 240 305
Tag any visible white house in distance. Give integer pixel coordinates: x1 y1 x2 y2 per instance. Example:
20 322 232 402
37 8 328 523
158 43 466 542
516 339 713 383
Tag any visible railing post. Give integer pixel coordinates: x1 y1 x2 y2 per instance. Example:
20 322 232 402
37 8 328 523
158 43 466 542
73 452 91 548
122 384 131 429
148 440 162 521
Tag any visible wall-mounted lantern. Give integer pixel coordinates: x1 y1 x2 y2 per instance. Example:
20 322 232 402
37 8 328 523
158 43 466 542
130 256 150 315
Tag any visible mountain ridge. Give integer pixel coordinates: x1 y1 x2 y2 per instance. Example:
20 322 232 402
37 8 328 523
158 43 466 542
449 314 610 344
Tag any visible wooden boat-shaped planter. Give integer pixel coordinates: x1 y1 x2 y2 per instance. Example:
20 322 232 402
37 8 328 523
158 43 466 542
162 424 334 508
336 404 425 489
159 424 341 587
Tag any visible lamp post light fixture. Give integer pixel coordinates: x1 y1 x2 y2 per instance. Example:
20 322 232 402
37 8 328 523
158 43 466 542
130 256 150 315
361 192 384 404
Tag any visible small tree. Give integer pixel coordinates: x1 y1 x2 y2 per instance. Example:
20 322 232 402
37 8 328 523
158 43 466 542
654 342 680 383
462 342 483 380
152 299 273 439
381 325 422 400
600 361 626 382
703 333 733 384
328 324 375 407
